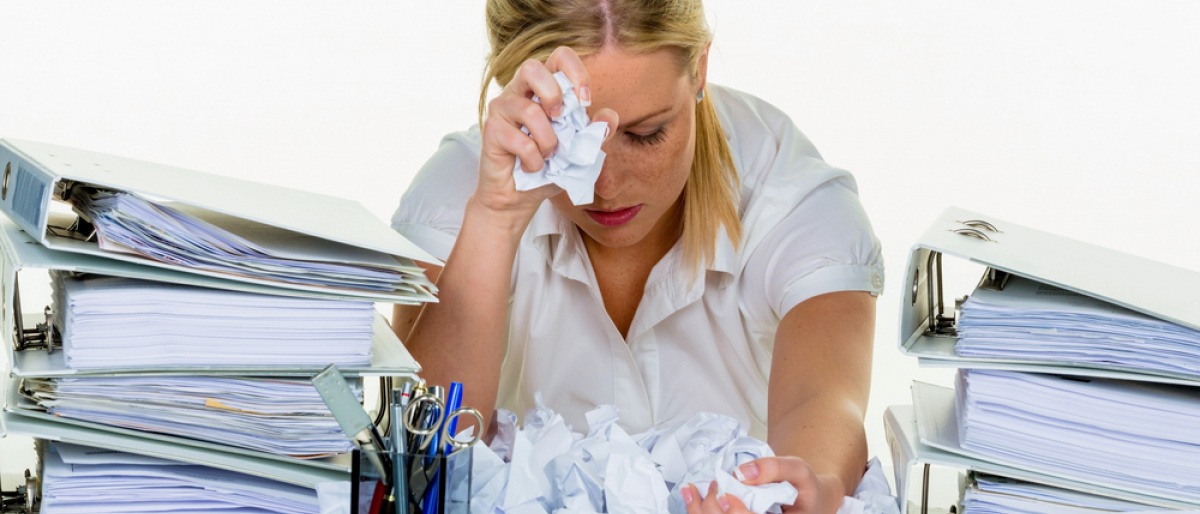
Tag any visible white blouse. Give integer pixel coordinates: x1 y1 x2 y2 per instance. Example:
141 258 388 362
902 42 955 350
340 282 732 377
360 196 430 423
392 84 884 439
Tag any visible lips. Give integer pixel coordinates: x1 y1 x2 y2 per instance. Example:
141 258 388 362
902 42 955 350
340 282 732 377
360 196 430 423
586 205 642 227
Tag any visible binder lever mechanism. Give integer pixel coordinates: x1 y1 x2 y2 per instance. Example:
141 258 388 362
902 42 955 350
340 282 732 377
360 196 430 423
45 180 99 242
11 276 61 354
0 468 39 514
921 250 1013 338
920 218 1012 338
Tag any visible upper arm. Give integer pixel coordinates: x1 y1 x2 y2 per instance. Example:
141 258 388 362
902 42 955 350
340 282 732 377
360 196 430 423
739 178 883 423
392 263 443 342
389 131 477 342
769 291 875 421
390 130 481 263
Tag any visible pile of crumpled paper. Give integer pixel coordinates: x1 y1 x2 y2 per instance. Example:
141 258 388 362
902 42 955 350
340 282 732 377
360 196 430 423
453 395 799 514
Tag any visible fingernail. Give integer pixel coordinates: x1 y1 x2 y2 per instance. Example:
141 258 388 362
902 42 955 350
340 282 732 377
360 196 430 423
579 86 591 105
680 486 697 505
550 104 563 119
738 462 760 480
718 495 731 512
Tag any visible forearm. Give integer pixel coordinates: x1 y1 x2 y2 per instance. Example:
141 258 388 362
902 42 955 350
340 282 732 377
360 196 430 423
768 393 868 497
403 196 528 425
768 291 876 500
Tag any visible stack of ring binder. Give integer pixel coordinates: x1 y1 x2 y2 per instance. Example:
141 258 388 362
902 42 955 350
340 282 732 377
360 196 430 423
885 207 1200 513
0 139 440 513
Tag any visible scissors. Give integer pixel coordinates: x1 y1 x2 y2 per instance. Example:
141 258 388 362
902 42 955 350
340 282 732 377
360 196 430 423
402 387 483 454
401 384 482 513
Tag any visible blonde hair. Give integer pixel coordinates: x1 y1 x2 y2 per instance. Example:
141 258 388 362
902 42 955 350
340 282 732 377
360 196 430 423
481 0 741 274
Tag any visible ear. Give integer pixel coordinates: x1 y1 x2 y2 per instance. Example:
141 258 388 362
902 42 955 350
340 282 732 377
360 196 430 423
696 41 711 93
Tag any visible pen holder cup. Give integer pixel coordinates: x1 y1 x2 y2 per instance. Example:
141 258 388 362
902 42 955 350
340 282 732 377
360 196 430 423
352 446 473 514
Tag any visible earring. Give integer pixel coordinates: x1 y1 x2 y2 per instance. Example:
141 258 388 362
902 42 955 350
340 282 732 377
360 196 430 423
696 89 705 103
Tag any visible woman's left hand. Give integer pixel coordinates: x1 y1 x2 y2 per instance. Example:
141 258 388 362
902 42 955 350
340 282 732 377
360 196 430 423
680 456 844 514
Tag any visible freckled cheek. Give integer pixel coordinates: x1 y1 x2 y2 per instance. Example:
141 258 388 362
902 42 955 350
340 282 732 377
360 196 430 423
606 140 692 192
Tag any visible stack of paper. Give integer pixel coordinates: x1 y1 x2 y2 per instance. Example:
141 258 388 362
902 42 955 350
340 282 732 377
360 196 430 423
25 376 359 457
961 474 1176 513
69 188 426 294
41 441 320 514
956 274 1200 379
52 272 374 370
954 369 1200 501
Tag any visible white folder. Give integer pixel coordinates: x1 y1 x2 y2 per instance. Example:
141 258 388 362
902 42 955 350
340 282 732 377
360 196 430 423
898 206 1200 385
0 217 415 489
0 138 438 304
0 216 420 378
899 383 1199 510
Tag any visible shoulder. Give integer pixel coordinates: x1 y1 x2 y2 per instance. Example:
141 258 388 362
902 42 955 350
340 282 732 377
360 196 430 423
390 127 482 261
708 85 863 261
708 84 824 178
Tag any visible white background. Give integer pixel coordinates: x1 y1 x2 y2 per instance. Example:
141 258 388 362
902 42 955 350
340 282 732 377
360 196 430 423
3 0 1199 498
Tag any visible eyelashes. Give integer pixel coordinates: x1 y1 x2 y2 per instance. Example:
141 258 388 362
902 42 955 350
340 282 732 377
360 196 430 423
626 128 666 147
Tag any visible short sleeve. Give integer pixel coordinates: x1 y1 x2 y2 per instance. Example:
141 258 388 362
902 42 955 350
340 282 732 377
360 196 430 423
741 178 885 320
390 129 482 261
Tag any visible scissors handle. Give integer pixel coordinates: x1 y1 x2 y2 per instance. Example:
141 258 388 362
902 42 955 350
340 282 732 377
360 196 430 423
403 394 445 436
440 408 484 453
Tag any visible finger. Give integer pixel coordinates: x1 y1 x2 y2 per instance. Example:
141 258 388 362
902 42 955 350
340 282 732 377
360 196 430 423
481 112 548 173
738 457 816 487
545 46 590 105
508 57 565 118
720 493 752 514
590 107 619 142
682 483 704 514
701 480 724 514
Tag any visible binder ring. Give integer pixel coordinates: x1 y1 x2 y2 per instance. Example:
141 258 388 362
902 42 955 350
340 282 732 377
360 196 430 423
3 162 10 201
950 228 993 242
911 268 920 305
957 219 1000 233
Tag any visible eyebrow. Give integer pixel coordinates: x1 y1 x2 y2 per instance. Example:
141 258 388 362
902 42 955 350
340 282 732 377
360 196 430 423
618 105 675 129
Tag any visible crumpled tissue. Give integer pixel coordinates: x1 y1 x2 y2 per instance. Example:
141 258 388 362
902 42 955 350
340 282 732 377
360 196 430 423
512 71 608 206
465 395 797 514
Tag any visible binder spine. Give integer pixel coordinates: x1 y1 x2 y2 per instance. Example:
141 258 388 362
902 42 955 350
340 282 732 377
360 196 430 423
0 143 53 239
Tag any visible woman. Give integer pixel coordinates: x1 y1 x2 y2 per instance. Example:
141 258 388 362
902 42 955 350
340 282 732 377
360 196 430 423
392 1 884 512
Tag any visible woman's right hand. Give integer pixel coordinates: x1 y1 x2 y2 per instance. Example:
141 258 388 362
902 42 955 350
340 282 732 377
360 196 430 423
473 46 619 229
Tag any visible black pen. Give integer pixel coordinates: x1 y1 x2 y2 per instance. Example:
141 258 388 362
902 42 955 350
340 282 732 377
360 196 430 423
393 380 414 514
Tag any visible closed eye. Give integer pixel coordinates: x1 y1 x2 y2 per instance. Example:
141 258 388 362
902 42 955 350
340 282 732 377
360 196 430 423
627 129 666 147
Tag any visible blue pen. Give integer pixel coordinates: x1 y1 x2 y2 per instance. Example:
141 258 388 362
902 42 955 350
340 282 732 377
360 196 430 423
438 382 465 512
442 382 464 453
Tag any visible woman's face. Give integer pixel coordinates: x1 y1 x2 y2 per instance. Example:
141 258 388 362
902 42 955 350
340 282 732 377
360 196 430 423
549 46 703 251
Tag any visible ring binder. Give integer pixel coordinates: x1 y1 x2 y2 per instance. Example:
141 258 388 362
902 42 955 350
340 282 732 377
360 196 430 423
0 138 440 304
900 206 1200 385
891 207 1200 513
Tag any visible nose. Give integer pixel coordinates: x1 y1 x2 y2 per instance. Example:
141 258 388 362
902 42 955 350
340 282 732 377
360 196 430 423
594 142 622 202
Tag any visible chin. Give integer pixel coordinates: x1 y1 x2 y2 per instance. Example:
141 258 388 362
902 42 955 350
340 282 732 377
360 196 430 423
579 223 647 249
